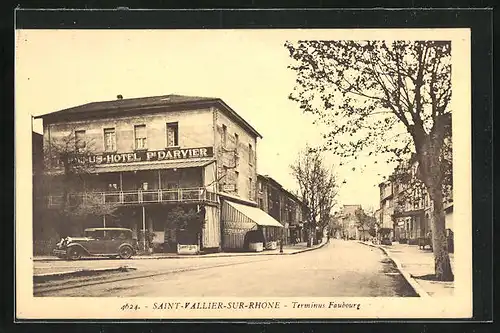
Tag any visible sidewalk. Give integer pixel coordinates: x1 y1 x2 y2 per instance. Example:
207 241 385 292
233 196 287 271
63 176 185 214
360 241 454 297
33 238 329 262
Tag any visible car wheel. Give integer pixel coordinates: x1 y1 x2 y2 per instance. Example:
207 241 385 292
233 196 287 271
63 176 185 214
119 246 133 259
67 247 82 260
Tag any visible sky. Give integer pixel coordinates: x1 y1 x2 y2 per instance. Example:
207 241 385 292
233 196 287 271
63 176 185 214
15 29 399 211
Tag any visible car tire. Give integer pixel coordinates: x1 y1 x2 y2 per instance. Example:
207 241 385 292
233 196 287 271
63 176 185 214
119 246 133 259
67 247 82 260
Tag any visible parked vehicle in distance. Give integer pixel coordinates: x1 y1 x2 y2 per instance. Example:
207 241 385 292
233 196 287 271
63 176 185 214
53 228 138 260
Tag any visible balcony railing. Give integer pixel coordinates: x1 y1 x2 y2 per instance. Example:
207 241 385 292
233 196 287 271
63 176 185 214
46 187 218 207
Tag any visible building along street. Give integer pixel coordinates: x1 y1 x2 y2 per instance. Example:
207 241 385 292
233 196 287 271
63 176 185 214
34 240 417 297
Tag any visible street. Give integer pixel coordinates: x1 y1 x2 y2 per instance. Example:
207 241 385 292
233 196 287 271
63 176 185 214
34 240 417 297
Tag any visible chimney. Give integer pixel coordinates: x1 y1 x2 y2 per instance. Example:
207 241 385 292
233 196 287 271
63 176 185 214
117 94 123 100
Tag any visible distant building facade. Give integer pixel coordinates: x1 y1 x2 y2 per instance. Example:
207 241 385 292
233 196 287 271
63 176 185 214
256 175 307 244
339 204 361 240
378 180 395 239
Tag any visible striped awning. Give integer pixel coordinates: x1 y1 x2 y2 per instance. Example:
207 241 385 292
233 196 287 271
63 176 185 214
45 159 215 175
224 200 284 228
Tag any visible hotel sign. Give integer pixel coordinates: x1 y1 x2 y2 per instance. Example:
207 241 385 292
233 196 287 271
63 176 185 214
67 147 214 165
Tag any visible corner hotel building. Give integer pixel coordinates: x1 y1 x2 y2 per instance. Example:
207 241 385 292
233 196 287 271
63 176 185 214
36 94 284 252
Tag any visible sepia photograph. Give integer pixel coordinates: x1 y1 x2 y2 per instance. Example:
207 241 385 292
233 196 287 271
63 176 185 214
15 26 472 319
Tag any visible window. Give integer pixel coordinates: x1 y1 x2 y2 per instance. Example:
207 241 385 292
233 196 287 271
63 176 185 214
234 171 239 190
248 143 254 165
84 230 104 240
104 128 116 152
234 133 239 150
134 125 147 150
249 177 253 198
166 122 179 147
75 130 86 152
222 124 227 147
258 181 263 193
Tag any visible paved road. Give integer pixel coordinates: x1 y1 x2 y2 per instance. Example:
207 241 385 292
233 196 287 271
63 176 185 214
35 240 417 297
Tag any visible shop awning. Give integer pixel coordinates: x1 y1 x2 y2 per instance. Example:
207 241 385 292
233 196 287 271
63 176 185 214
225 200 284 228
392 208 424 218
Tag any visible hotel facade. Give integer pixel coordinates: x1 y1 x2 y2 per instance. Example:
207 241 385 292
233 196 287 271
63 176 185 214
34 94 284 254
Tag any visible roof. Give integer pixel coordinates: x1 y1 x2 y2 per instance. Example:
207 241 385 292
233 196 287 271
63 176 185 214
224 201 284 228
45 158 215 175
218 191 258 207
37 95 214 117
35 94 262 138
282 188 301 204
257 173 305 206
258 174 283 189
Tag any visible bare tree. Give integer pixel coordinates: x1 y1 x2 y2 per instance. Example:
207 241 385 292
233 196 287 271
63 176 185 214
290 147 338 246
285 40 454 281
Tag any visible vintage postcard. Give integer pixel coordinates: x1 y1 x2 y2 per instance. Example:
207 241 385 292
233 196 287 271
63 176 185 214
15 27 472 320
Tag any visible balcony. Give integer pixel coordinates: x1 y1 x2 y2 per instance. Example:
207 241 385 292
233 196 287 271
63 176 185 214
46 187 219 208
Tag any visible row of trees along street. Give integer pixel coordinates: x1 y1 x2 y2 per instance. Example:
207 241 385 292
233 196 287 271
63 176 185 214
285 40 454 281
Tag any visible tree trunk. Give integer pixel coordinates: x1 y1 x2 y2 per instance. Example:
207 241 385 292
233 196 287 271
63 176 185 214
419 151 454 280
429 188 454 281
60 184 70 237
416 134 454 281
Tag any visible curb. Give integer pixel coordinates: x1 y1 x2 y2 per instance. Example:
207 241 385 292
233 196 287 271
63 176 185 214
358 241 430 298
33 266 137 282
289 238 330 255
33 240 329 261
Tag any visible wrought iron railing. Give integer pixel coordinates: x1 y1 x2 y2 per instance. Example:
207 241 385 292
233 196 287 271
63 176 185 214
46 187 218 207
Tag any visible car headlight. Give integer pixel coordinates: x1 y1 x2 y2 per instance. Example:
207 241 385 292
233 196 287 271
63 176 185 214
57 238 69 248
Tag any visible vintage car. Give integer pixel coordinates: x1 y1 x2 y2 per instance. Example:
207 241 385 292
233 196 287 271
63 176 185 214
53 227 138 260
